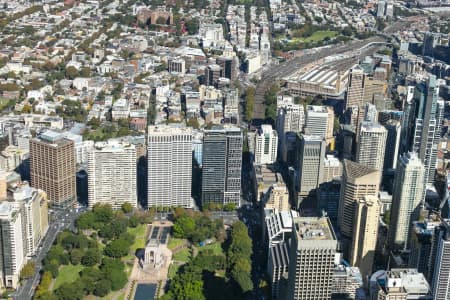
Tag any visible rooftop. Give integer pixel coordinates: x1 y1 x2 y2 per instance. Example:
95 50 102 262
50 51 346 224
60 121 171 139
343 159 378 179
294 217 335 242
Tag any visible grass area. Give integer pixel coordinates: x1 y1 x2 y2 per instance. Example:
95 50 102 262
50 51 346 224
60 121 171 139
197 242 224 256
301 30 338 43
172 248 191 263
124 224 147 260
117 294 125 300
53 264 85 290
277 30 339 44
168 263 181 279
167 238 186 250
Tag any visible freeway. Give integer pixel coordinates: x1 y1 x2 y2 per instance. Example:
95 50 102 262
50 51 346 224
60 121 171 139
14 207 85 300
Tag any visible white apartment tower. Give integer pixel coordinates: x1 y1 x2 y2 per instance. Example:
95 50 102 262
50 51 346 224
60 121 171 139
88 142 137 210
388 152 425 250
356 121 387 173
254 125 278 165
276 103 305 162
148 125 193 208
0 202 25 289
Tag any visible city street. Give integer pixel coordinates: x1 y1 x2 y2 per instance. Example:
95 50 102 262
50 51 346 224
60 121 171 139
13 207 85 300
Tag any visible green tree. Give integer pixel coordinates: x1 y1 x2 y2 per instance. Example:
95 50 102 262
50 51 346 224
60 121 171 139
55 281 84 300
245 87 255 122
121 202 133 213
81 248 101 266
94 279 111 297
20 261 35 280
104 239 130 258
173 215 196 238
75 212 95 229
186 118 200 129
92 204 114 223
227 221 253 293
70 249 83 265
80 67 91 77
65 66 79 80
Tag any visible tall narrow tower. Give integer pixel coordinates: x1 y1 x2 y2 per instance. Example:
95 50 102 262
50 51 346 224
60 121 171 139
147 125 193 208
202 126 242 207
356 121 387 173
412 75 444 185
30 131 76 208
349 195 381 280
338 160 380 240
388 152 425 250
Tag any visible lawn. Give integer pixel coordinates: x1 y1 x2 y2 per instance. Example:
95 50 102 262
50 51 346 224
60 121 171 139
172 248 191 263
283 30 338 44
302 30 338 43
53 264 85 290
167 238 186 250
168 263 181 279
124 224 147 260
197 242 224 256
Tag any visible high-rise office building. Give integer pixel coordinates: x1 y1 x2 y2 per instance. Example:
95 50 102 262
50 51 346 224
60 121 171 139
338 160 380 240
276 104 305 162
88 142 137 210
356 121 387 173
253 125 278 165
411 76 444 185
388 152 425 250
202 126 242 206
147 125 193 208
297 135 325 204
0 202 25 289
30 131 76 207
304 105 333 140
345 66 366 110
383 120 401 170
287 217 337 300
431 220 450 300
349 195 381 280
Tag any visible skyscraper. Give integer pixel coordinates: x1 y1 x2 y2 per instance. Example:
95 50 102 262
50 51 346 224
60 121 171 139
147 125 193 208
338 160 380 240
0 202 25 289
297 135 325 205
11 183 49 258
411 75 444 185
345 65 366 110
383 120 401 170
356 121 387 173
304 105 333 140
30 131 76 207
349 195 381 280
287 217 337 300
388 152 425 250
88 142 137 210
202 126 242 207
431 220 450 300
276 103 305 162
253 125 278 165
